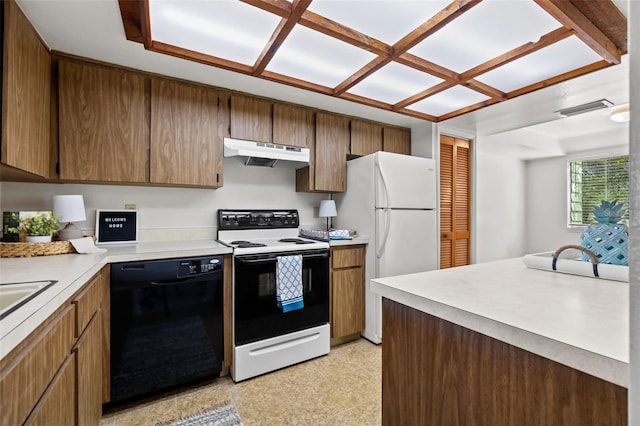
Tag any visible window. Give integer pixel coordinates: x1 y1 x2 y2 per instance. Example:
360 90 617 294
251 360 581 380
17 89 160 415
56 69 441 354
568 154 629 226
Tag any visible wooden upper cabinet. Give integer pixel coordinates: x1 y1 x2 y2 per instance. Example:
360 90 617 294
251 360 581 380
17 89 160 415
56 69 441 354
273 104 313 148
383 126 411 155
1 0 51 178
58 60 148 183
230 94 272 143
151 79 227 187
314 112 349 192
350 120 382 157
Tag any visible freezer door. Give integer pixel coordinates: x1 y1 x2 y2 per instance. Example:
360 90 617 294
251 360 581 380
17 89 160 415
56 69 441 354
375 152 436 209
375 209 438 278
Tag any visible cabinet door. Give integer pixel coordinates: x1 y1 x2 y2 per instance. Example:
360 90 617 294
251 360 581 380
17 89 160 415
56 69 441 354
331 267 365 338
315 112 349 192
24 354 76 426
350 120 382 157
151 79 226 187
383 127 411 155
75 312 103 426
1 0 50 177
58 60 148 183
0 306 75 426
230 95 271 143
331 245 365 339
273 104 313 148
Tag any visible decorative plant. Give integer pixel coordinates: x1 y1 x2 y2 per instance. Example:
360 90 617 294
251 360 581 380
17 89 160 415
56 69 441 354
8 212 60 236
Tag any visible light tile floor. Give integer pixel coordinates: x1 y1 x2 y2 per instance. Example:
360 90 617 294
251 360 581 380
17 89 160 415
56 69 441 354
101 338 381 426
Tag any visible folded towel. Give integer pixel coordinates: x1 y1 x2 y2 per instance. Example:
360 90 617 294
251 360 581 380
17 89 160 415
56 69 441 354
70 237 107 254
276 255 304 313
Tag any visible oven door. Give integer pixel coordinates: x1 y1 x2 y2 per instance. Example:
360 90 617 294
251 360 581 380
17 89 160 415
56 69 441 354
233 249 329 346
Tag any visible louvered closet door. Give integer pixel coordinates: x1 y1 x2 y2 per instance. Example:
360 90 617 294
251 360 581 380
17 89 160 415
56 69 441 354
440 135 471 269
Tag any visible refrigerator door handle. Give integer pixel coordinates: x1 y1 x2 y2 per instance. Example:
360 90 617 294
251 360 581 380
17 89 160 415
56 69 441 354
375 155 391 208
377 209 391 259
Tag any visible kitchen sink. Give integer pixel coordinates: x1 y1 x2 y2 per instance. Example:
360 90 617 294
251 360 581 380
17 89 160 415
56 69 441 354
0 280 57 320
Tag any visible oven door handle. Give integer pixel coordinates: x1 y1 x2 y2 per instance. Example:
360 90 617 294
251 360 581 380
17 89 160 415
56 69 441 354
236 252 329 264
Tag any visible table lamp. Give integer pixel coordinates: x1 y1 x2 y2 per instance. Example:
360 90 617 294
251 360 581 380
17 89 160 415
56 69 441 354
319 199 337 232
53 195 86 240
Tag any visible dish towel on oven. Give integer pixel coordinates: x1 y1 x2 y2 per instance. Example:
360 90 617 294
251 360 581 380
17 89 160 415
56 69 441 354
276 255 304 312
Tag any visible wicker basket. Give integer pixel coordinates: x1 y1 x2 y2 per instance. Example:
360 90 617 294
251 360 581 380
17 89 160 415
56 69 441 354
0 240 77 258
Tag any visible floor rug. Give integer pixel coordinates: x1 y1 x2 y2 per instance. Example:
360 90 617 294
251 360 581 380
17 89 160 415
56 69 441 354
157 403 243 426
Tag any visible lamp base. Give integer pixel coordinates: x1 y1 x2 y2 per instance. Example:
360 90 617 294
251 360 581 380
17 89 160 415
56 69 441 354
57 222 83 241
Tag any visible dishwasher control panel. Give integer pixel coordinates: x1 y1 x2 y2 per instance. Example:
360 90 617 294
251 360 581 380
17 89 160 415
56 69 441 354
178 256 222 278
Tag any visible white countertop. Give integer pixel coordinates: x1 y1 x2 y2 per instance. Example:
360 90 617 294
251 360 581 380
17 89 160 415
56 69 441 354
371 257 629 387
0 240 232 359
329 237 369 246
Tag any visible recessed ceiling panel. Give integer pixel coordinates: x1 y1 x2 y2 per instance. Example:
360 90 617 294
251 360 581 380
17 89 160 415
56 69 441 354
475 36 605 93
346 62 443 104
307 0 449 45
149 0 281 65
266 25 377 88
407 85 490 116
408 0 562 73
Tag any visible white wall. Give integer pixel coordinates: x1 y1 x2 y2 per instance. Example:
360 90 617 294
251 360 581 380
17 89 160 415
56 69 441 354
524 156 578 253
475 150 526 262
411 122 434 158
0 158 326 241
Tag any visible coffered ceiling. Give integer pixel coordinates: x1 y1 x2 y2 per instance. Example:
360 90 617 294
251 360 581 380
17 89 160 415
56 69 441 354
118 0 627 122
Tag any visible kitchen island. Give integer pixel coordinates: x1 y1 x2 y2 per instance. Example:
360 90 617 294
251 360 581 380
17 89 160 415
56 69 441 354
371 257 628 425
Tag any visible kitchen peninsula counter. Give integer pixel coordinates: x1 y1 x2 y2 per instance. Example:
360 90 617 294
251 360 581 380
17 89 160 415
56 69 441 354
372 257 628 425
0 240 232 359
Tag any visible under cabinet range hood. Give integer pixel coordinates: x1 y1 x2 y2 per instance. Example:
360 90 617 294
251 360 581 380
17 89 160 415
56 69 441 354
223 138 310 167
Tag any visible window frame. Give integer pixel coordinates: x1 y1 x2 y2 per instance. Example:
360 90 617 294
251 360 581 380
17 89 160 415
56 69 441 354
566 147 629 230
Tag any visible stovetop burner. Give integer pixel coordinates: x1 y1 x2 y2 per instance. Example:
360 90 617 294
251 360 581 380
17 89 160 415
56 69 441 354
278 238 315 245
230 240 267 248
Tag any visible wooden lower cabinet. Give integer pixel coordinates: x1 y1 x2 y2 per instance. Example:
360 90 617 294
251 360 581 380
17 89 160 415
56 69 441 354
24 354 76 426
75 312 103 426
330 245 365 339
381 298 628 426
0 266 109 426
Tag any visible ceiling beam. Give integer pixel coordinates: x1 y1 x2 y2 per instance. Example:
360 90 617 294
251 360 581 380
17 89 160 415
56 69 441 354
463 80 505 100
507 59 611 99
240 0 292 17
148 41 254 74
252 0 312 75
333 0 481 96
437 97 502 121
139 0 152 48
393 81 456 111
458 27 573 82
533 0 621 64
118 0 144 43
395 53 458 82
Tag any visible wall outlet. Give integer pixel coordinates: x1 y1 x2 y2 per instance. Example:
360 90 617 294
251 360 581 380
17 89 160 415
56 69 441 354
124 204 137 210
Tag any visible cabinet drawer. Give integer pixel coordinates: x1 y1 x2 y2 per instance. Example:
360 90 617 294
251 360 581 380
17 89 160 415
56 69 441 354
331 246 365 269
0 305 75 426
72 271 103 338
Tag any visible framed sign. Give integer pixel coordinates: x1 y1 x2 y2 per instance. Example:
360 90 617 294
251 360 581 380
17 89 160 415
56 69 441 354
95 210 138 244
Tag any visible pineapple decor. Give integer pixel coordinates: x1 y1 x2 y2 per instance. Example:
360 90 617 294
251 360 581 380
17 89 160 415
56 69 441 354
580 200 628 266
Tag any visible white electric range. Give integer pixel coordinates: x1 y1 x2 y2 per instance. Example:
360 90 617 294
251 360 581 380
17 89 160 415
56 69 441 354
217 209 330 382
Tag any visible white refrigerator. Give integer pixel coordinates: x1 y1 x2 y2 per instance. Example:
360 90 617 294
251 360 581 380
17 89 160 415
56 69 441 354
333 151 437 344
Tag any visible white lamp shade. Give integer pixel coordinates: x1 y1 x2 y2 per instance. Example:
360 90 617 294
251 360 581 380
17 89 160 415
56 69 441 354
53 195 86 222
319 200 337 218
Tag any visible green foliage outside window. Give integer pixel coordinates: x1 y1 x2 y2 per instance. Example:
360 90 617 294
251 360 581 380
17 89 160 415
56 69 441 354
569 155 629 226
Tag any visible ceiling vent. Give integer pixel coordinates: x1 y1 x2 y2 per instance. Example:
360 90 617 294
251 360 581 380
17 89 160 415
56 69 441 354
554 99 613 117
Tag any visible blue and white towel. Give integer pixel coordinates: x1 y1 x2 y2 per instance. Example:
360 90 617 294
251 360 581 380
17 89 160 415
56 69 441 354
276 255 304 313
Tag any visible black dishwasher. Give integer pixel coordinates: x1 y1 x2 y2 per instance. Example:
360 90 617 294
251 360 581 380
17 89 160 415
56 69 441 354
109 256 224 404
